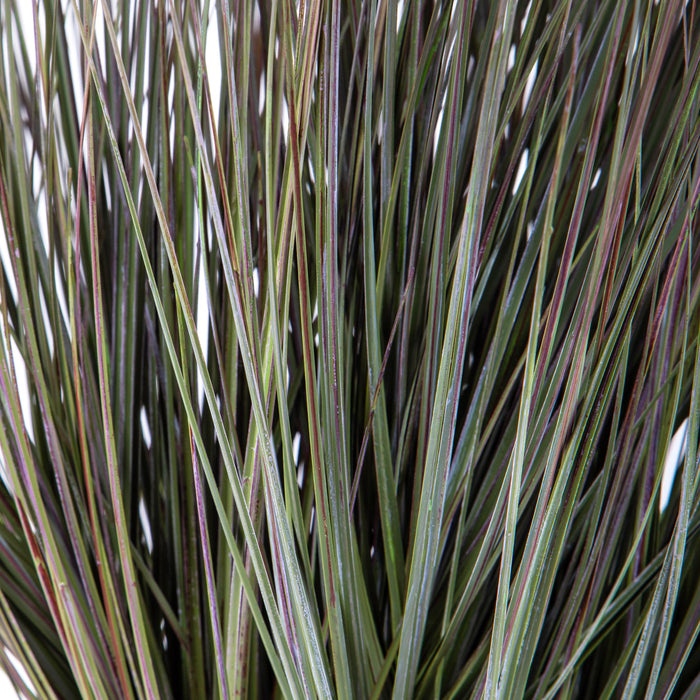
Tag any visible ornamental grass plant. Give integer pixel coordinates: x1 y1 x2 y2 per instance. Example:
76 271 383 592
1 0 700 697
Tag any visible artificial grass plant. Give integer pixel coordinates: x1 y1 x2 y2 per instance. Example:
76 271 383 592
1 0 700 697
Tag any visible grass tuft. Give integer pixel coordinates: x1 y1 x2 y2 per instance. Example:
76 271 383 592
1 0 700 697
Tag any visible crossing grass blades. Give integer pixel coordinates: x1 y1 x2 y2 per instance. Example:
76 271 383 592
1 0 700 697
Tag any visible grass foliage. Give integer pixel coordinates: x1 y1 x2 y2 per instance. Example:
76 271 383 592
1 0 700 697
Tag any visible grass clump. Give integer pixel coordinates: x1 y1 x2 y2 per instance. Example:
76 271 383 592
1 0 700 697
